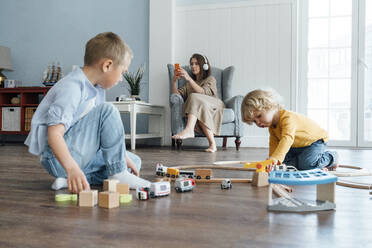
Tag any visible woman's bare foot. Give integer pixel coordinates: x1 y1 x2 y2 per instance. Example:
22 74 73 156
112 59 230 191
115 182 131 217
205 145 217 153
172 128 195 140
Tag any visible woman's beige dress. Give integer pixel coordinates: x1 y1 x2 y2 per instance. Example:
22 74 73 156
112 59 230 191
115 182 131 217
178 76 225 135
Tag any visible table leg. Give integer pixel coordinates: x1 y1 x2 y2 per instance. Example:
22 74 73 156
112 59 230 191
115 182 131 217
268 184 273 206
160 110 165 146
130 105 136 150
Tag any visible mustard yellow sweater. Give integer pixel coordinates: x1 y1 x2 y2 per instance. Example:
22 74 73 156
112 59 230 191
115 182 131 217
269 109 329 162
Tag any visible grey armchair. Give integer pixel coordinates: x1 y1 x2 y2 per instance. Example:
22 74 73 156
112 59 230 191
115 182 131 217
167 64 244 150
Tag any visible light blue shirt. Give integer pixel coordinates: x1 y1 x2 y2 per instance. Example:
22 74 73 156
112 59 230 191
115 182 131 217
25 68 105 155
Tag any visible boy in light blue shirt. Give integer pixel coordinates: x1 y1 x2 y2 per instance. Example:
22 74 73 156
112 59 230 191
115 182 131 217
25 32 150 193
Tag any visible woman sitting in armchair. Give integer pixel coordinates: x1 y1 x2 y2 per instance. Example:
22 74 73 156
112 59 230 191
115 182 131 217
172 53 224 153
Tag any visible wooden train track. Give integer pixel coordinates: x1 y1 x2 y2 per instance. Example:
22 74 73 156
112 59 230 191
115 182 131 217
212 161 372 191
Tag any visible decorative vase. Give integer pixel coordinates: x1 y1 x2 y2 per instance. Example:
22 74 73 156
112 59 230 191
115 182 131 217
131 95 140 101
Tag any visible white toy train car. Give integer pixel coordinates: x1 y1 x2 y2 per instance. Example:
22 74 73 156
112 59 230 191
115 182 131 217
175 178 195 192
150 182 170 197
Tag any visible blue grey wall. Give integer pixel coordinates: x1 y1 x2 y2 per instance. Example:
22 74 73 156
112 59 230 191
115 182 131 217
0 0 149 136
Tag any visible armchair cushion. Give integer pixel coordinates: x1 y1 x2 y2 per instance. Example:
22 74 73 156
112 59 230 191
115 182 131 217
222 108 235 124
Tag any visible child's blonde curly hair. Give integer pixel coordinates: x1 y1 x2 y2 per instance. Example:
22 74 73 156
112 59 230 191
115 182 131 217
241 89 283 125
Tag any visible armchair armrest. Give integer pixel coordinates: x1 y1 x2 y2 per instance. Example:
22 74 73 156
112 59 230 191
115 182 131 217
169 93 185 134
225 95 244 136
170 93 184 106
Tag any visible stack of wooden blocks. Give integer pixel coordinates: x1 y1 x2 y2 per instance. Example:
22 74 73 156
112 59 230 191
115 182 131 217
78 179 131 208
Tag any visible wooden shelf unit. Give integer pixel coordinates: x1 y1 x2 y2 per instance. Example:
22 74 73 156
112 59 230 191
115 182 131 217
0 87 51 136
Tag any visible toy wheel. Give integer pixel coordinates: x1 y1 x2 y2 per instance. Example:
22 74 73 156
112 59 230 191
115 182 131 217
161 172 164 176
206 176 210 180
166 174 170 177
156 172 160 176
197 176 201 179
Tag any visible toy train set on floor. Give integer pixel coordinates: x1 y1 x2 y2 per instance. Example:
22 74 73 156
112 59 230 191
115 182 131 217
55 159 372 212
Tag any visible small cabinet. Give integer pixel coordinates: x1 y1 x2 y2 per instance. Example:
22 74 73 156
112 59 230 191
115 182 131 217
0 87 50 136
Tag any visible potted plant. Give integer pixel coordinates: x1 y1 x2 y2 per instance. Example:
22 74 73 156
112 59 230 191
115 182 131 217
123 64 145 100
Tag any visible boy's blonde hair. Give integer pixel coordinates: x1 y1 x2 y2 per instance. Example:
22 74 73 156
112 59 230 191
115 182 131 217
241 89 283 125
84 32 133 66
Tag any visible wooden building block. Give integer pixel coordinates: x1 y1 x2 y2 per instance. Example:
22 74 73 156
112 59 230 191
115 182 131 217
99 191 120 209
103 179 120 192
252 172 269 187
117 183 129 194
79 190 98 207
317 182 336 203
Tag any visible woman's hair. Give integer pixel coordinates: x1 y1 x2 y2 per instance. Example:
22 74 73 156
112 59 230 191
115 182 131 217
241 89 283 125
189 53 211 80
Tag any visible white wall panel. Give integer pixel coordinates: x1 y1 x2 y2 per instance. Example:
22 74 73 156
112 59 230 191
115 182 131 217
174 0 296 147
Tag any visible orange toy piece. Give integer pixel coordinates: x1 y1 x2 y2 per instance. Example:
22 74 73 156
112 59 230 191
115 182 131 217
244 159 275 173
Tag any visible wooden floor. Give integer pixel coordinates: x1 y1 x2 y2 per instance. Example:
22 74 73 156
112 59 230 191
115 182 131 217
1 144 372 248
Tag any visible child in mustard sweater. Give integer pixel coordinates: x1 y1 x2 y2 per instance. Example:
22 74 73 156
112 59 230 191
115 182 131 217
241 89 338 171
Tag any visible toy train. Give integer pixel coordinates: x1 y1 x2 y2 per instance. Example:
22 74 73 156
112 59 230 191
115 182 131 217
155 163 212 180
136 181 170 200
155 163 168 176
195 169 211 179
175 178 195 192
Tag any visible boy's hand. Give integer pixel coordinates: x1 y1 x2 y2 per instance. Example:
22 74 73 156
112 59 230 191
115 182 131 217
127 164 139 176
266 157 279 172
66 166 90 193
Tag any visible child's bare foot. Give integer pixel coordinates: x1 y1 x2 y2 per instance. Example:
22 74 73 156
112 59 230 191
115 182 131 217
327 164 338 171
172 128 195 140
324 151 339 171
205 145 217 153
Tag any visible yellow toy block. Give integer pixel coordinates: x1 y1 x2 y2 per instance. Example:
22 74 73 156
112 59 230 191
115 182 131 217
119 194 133 204
244 159 274 172
55 194 77 202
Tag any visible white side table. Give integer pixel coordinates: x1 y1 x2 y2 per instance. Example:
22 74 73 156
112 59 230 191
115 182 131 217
110 101 165 150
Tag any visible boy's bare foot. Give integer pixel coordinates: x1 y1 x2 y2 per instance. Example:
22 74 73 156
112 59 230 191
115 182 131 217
205 145 217 153
172 128 195 140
